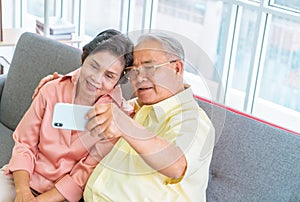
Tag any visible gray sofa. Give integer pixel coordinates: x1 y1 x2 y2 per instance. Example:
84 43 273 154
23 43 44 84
0 32 299 201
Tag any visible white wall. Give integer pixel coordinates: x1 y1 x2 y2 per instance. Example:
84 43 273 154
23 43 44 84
2 0 14 28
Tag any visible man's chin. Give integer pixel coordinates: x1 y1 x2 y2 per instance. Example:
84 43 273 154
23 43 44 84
137 95 154 105
137 95 160 106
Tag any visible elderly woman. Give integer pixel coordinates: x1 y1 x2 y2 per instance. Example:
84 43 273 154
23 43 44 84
0 29 133 202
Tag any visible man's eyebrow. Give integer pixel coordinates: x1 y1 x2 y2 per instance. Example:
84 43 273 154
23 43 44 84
143 60 154 64
134 60 155 66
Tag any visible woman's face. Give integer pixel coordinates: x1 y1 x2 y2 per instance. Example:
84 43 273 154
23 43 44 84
77 50 123 103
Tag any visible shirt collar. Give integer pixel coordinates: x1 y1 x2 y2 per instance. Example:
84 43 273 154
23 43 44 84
134 86 195 121
59 68 80 84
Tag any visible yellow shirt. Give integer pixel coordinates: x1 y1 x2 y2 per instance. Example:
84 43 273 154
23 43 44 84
84 87 215 202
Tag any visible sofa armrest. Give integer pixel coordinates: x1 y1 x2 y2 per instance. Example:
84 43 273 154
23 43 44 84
0 73 7 102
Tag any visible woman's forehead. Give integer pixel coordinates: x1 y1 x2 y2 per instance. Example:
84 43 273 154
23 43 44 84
90 52 123 68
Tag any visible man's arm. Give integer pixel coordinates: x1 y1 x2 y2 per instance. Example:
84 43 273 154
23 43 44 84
122 126 187 179
85 103 187 179
32 72 61 99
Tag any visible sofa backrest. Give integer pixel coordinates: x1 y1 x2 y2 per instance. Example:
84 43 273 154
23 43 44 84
0 32 82 130
196 97 300 201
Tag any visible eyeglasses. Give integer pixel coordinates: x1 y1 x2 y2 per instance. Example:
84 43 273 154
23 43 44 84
124 60 177 80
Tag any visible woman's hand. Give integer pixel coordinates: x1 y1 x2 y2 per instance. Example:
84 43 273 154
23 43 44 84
35 187 66 202
32 72 61 99
14 189 37 202
13 171 37 202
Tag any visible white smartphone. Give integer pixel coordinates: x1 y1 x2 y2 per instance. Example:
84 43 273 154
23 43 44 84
52 103 93 131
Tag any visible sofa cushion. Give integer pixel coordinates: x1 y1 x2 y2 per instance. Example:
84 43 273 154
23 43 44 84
0 32 82 130
0 74 7 103
0 122 14 166
196 98 300 201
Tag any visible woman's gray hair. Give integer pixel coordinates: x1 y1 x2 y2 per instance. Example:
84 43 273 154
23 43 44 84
136 33 185 60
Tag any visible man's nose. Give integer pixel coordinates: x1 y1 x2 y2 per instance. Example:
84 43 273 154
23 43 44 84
135 69 148 82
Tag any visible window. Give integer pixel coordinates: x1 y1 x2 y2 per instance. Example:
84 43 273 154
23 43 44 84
253 15 300 131
226 7 258 110
10 0 300 133
83 0 123 36
152 0 225 101
21 0 74 33
270 0 300 12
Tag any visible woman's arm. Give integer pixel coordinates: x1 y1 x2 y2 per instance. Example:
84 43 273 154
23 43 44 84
8 90 46 174
35 188 65 202
46 138 119 202
9 89 49 201
13 170 37 202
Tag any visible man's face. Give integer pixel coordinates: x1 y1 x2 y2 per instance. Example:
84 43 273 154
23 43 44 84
130 40 184 105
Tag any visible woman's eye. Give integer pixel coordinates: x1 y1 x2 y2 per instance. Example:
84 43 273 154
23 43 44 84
106 74 114 79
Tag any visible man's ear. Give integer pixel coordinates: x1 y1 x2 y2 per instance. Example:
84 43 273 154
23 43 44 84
175 60 184 76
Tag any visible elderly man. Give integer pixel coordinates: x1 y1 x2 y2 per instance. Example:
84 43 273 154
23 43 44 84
83 33 215 201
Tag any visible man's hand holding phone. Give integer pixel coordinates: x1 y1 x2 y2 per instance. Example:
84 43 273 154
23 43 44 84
52 102 134 141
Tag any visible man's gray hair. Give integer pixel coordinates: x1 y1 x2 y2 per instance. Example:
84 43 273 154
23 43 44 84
137 33 185 60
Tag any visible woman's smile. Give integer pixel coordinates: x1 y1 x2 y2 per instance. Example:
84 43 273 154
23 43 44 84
86 80 100 92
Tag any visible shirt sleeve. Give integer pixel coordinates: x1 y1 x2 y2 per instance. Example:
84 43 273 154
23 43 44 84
7 89 47 175
55 138 116 202
175 109 215 178
54 157 95 202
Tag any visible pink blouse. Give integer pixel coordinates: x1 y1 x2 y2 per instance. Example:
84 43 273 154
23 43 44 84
6 68 133 202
